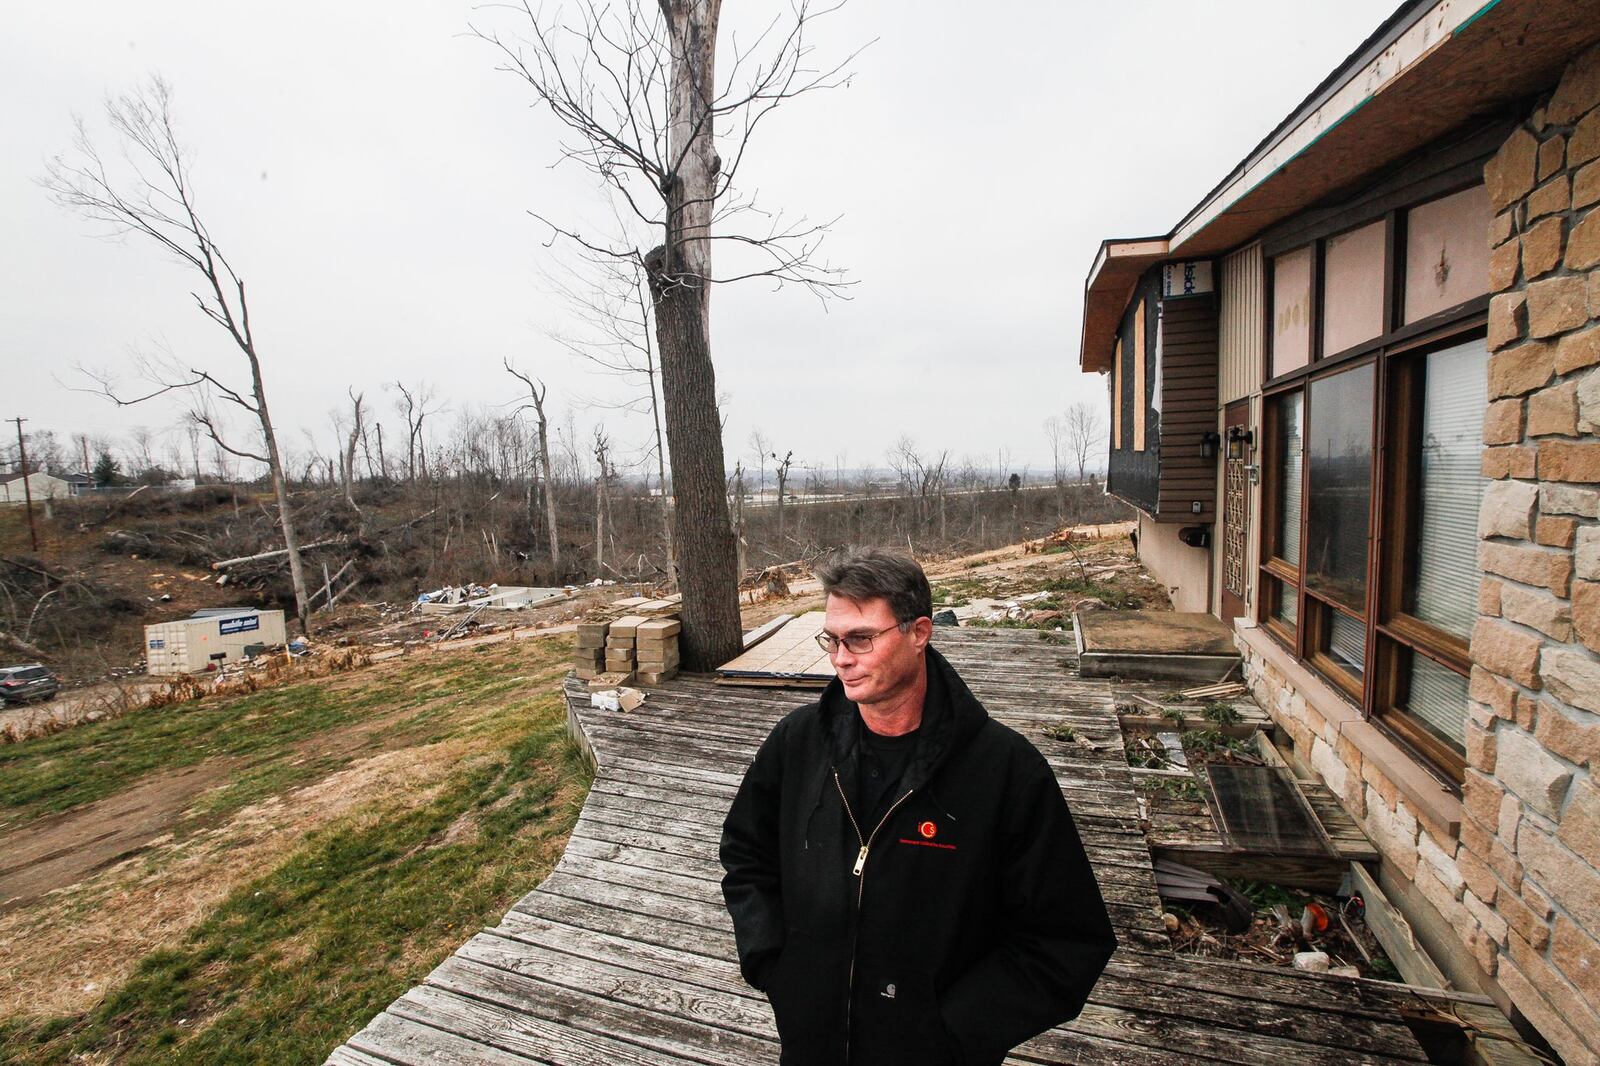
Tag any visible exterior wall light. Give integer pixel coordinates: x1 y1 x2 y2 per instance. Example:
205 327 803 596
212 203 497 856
1200 431 1222 461
1226 425 1255 461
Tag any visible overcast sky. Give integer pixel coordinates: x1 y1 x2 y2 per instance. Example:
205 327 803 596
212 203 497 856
2 0 1399 480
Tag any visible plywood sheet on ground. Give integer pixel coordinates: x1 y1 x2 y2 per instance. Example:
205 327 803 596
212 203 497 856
1078 611 1237 656
716 612 834 681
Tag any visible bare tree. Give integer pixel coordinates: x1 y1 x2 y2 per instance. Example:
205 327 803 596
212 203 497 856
1063 401 1104 485
749 428 772 500
592 427 613 573
476 0 857 668
772 449 794 544
543 244 676 588
504 360 562 571
45 77 315 633
340 389 365 518
391 380 441 484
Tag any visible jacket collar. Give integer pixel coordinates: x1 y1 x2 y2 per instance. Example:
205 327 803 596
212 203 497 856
819 644 988 791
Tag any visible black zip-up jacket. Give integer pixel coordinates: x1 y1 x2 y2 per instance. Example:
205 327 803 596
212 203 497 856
720 646 1117 1066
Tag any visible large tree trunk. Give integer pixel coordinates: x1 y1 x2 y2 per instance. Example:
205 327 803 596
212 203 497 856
646 0 741 672
537 415 560 572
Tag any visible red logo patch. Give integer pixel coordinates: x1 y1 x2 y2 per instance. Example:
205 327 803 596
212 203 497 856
918 820 937 840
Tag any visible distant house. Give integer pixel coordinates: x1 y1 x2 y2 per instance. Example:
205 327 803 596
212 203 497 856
1077 3 1600 1061
63 472 94 497
0 470 70 504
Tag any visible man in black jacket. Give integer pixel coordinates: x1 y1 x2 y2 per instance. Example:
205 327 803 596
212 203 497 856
720 547 1117 1066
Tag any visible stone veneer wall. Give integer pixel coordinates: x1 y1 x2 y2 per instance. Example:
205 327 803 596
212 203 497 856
1244 45 1600 1066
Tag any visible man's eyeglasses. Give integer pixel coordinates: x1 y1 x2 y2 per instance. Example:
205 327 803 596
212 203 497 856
814 621 910 655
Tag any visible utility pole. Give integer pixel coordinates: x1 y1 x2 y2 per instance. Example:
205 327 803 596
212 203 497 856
10 417 39 552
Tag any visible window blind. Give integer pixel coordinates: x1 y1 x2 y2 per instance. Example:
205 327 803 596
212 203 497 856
1412 339 1489 640
1407 651 1468 752
1328 609 1365 680
1280 393 1303 566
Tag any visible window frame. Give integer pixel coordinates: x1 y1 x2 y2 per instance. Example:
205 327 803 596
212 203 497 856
1256 185 1492 788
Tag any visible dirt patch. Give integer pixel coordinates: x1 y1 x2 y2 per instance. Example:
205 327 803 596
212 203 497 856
0 760 240 913
0 735 484 1018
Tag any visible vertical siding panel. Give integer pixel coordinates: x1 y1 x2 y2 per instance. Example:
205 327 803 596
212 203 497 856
1220 244 1264 402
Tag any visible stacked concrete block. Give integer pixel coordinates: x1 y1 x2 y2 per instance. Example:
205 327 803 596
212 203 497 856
605 615 647 674
573 620 609 680
635 617 682 684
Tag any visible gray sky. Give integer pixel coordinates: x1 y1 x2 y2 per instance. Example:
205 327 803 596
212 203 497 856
2 0 1398 480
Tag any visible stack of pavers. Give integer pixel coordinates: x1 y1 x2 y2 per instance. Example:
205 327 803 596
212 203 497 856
573 619 619 684
603 615 647 680
634 617 681 684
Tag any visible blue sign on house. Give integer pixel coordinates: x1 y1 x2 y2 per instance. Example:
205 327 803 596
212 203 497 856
218 615 260 636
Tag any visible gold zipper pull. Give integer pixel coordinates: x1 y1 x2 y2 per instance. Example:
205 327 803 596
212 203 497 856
853 845 868 876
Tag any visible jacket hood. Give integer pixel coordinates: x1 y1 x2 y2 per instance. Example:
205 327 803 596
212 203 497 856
817 643 989 791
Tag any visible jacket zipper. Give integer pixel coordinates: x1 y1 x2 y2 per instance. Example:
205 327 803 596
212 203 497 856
833 769 914 1065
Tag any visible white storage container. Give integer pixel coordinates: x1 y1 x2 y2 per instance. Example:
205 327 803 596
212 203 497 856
143 609 288 675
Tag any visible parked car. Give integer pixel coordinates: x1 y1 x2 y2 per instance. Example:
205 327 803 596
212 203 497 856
0 664 60 706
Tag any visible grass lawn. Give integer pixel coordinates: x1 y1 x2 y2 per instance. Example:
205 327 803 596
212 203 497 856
0 635 592 1065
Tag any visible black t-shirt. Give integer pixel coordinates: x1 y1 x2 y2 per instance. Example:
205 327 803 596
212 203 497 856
856 725 920 830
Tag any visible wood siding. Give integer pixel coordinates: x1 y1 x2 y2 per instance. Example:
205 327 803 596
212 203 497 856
1155 296 1220 523
1220 244 1264 403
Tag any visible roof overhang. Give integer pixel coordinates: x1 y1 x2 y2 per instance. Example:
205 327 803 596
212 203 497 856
1079 238 1167 374
1076 0 1600 374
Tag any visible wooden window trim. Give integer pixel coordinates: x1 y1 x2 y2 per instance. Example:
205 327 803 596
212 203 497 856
1257 223 1485 787
1133 300 1147 452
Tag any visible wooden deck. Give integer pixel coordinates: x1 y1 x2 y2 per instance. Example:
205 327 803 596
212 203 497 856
328 627 1441 1065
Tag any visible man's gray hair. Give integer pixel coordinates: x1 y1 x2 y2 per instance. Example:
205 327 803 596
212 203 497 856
813 546 933 624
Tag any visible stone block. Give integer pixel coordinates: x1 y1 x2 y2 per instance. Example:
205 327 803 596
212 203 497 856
1479 479 1539 537
1464 770 1506 830
1535 515 1577 548
1592 267 1600 319
1488 236 1521 292
1457 844 1498 905
1574 580 1600 651
1576 159 1600 210
1416 863 1468 924
1517 827 1600 936
1491 207 1516 246
1476 618 1544 694
1522 217 1564 279
1556 326 1600 374
1516 693 1542 733
1541 482 1600 517
1489 339 1554 396
1527 177 1571 222
1465 888 1510 944
1528 275 1591 338
1543 647 1600 714
1538 134 1567 181
1581 367 1600 433
1361 757 1400 811
607 615 648 638
1495 727 1574 819
1310 736 1350 799
1479 541 1572 596
1580 527 1600 580
1491 836 1526 894
1539 440 1600 483
1471 665 1517 719
1480 577 1505 616
1498 583 1572 642
1558 776 1600 866
1419 829 1464 888
1551 917 1600 1006
1483 398 1524 445
635 618 681 638
1465 717 1491 768
1550 46 1600 125
1572 108 1600 168
1482 445 1538 479
1498 883 1552 950
1535 700 1600 767
1527 380 1579 437
1571 208 1600 272
1495 955 1591 1066
1489 291 1528 351
1488 127 1539 209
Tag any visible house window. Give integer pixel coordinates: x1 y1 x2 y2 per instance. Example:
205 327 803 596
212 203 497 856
1270 245 1313 377
1321 221 1386 357
1304 363 1374 613
1404 185 1491 324
1258 184 1489 786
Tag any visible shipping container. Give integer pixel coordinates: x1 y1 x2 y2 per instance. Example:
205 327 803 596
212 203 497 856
143 609 288 675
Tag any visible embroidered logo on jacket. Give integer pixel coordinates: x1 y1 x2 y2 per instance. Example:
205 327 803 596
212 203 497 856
918 820 938 839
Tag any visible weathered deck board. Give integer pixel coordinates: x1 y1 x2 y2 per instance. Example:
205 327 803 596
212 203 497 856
330 627 1431 1065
